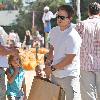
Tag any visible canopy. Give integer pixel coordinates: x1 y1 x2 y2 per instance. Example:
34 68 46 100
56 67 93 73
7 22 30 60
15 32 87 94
0 26 8 46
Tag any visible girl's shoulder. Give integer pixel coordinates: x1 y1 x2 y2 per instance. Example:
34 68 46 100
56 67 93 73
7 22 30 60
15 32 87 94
19 67 25 72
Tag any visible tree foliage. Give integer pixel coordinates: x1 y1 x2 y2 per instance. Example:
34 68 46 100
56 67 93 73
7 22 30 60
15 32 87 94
13 0 65 41
9 0 100 41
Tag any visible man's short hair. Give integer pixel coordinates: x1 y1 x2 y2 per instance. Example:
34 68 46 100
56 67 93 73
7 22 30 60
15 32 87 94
88 2 100 15
58 5 74 18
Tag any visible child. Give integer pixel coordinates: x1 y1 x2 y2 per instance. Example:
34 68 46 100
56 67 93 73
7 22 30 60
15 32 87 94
6 55 27 100
0 30 18 100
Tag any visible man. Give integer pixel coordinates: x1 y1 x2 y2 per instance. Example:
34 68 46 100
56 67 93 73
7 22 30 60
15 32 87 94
75 2 100 100
8 30 16 44
44 5 82 100
42 6 56 48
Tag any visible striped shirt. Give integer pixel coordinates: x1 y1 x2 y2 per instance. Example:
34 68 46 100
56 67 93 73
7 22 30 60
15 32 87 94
75 15 100 71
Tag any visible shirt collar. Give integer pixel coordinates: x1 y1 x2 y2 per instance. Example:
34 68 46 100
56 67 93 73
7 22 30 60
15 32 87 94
59 23 72 33
88 15 100 19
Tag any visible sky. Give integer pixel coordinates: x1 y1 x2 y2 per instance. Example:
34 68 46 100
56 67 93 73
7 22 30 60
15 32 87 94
22 0 36 6
22 0 73 6
65 0 72 3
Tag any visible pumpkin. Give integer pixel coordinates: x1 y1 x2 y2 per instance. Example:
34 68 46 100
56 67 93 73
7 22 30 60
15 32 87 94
22 61 31 70
29 48 49 54
29 48 37 54
38 48 49 54
19 48 45 71
22 61 37 71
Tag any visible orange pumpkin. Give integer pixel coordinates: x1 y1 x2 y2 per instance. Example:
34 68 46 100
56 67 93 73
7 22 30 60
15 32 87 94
32 48 36 53
19 48 45 70
38 48 49 54
29 61 37 69
22 61 37 71
22 61 30 70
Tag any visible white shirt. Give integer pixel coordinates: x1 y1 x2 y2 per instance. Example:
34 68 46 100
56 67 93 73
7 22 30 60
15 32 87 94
9 32 17 42
50 25 82 78
0 35 9 68
42 11 56 24
75 15 100 71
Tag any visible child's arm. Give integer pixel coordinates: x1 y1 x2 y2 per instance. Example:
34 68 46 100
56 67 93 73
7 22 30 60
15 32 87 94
22 78 27 100
6 68 19 84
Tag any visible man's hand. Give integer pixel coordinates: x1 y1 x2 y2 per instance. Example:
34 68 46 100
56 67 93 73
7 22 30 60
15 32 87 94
43 66 52 78
35 65 42 77
23 95 27 100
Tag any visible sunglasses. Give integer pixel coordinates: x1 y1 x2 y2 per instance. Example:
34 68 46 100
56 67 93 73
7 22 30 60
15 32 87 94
56 15 69 20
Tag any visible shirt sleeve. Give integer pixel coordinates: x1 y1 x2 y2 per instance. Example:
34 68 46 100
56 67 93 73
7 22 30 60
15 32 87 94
65 35 81 54
42 13 45 23
49 29 54 46
75 21 84 34
96 22 100 41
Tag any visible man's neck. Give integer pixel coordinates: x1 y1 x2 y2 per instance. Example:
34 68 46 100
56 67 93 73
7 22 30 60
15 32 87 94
60 24 71 31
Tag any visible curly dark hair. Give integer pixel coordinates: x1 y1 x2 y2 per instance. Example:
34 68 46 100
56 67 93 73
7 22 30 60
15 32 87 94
88 2 100 15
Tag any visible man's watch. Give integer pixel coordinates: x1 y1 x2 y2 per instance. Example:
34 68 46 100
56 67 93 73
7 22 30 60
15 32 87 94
51 65 56 71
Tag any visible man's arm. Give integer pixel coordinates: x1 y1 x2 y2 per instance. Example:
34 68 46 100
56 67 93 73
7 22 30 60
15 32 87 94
45 45 54 65
0 45 17 56
0 45 6 55
75 21 84 34
53 54 76 70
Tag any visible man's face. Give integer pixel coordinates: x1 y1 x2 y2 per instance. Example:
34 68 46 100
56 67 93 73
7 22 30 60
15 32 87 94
57 10 71 28
44 9 49 13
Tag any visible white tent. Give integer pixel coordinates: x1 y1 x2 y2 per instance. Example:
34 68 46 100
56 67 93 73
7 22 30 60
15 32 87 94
0 26 8 46
0 10 19 26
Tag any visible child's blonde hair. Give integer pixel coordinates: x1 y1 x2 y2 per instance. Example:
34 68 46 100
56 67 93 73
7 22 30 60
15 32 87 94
8 55 22 66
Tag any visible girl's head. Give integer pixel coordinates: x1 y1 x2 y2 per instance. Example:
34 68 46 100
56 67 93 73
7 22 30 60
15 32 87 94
26 30 31 35
9 40 16 47
8 55 21 68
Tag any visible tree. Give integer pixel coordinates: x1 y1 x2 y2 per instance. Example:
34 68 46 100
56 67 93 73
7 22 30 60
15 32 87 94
76 0 81 21
17 0 66 35
12 0 99 41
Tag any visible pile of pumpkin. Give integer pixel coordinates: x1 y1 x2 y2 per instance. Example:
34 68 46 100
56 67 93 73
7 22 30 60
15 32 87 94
18 48 49 71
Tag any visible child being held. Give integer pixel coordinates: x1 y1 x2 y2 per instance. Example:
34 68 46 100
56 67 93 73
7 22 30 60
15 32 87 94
6 55 27 100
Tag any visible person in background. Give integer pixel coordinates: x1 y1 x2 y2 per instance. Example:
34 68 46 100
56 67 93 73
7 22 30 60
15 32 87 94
33 26 44 47
32 38 40 48
8 30 16 43
15 32 22 48
75 2 100 100
43 5 82 100
24 30 32 50
6 55 27 100
0 28 18 100
42 6 56 48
